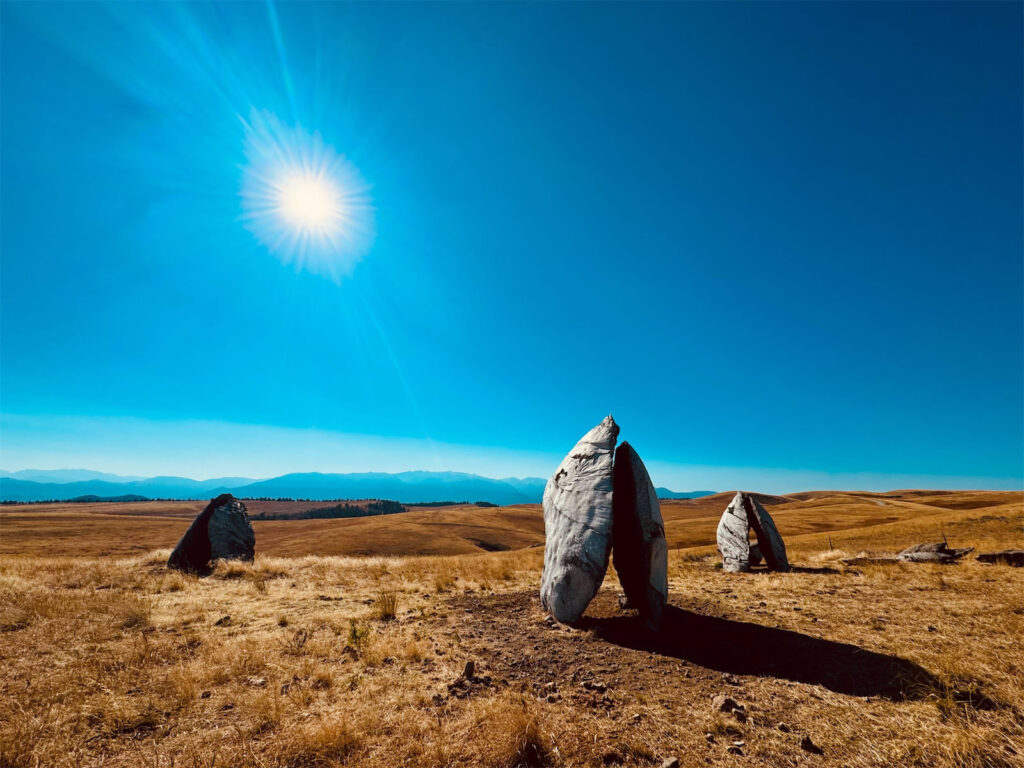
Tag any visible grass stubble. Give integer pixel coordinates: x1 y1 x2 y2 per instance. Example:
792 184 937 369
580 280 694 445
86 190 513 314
0 494 1021 767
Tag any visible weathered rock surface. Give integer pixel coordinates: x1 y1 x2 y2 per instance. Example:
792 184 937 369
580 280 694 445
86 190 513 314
897 542 973 564
540 416 618 624
717 494 752 572
168 494 254 574
612 442 668 631
745 493 789 571
976 549 1024 567
717 492 789 572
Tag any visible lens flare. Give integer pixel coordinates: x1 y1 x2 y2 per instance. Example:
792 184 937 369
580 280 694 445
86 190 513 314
240 110 374 279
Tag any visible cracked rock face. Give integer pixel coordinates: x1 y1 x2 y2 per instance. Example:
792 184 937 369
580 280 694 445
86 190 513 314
717 492 789 572
168 494 255 574
612 442 668 630
717 494 753 573
540 416 618 623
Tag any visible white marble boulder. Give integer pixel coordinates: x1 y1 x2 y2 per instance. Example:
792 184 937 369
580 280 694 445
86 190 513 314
716 491 790 572
611 442 668 630
168 494 255 574
540 416 618 623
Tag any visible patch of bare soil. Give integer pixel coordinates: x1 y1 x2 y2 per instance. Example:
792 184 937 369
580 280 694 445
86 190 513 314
427 590 940 710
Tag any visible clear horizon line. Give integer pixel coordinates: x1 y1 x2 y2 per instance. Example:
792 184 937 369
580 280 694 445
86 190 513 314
1 413 1021 495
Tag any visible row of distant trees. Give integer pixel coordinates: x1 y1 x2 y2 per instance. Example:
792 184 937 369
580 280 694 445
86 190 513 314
1 496 502 510
406 500 498 508
251 499 407 520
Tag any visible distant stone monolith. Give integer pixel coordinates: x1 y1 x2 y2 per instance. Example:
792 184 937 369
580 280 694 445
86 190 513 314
897 542 973 564
612 442 668 631
716 492 790 573
168 494 255 574
540 415 618 624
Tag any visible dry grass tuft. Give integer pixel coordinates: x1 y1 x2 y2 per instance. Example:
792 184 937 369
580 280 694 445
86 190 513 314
373 590 398 621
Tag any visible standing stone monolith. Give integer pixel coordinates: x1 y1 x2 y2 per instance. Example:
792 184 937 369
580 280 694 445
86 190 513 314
168 494 255 574
717 493 753 573
612 442 668 630
716 492 790 572
743 493 789 571
540 415 618 624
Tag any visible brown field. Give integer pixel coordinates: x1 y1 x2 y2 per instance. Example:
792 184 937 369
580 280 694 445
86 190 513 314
0 490 1022 767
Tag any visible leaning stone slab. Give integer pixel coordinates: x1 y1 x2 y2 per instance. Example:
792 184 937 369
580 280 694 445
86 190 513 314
717 492 790 572
744 493 789 571
976 550 1024 567
897 542 973 564
540 415 618 623
168 494 255 574
612 442 668 631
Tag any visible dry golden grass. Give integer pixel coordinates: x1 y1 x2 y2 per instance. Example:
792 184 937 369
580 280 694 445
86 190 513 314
0 490 1021 767
3 490 1017 559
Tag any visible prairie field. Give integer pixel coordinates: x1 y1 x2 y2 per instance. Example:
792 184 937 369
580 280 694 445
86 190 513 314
0 490 1021 767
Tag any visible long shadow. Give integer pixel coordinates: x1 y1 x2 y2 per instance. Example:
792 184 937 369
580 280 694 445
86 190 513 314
580 605 939 701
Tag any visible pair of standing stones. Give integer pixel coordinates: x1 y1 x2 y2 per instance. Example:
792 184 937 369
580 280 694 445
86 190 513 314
540 416 791 629
540 416 668 630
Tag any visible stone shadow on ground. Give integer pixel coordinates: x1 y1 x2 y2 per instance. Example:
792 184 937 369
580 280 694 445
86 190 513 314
580 605 939 701
744 564 842 575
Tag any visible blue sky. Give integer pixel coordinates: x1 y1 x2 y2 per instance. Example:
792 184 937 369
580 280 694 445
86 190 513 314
1 2 1021 493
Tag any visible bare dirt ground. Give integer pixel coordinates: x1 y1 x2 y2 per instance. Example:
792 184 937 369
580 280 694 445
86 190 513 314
0 490 1021 767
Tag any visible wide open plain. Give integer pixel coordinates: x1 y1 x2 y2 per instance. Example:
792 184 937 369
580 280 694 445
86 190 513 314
0 490 1021 767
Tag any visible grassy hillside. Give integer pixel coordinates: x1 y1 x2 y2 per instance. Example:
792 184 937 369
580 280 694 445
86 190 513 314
1 491 1018 558
0 490 1020 767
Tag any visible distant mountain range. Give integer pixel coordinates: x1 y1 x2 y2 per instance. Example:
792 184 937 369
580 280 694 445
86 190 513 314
0 469 715 505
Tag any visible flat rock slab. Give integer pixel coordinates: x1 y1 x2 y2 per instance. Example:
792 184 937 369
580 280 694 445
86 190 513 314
897 542 973 564
612 442 668 631
540 415 618 624
168 494 255 574
717 492 789 572
976 550 1024 567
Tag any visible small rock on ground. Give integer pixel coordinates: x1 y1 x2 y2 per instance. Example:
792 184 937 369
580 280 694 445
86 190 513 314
801 735 824 755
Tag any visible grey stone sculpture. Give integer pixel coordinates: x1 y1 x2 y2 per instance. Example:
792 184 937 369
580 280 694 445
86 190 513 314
540 416 618 624
612 442 668 630
717 491 790 573
168 494 255 574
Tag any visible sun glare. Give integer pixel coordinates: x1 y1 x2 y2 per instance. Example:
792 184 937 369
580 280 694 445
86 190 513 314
240 110 374 279
277 173 342 232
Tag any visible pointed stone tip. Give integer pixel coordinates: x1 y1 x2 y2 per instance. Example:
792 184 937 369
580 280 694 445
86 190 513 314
598 414 620 439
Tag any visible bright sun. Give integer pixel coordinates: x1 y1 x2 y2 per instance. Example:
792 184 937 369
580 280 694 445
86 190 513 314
276 173 343 233
239 110 374 279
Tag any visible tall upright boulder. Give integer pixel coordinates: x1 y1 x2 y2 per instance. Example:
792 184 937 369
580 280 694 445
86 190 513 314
717 493 753 573
540 415 618 623
168 494 255 574
717 492 789 572
612 442 668 630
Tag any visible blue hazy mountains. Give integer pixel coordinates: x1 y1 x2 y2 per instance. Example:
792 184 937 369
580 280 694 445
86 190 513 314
0 470 714 504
